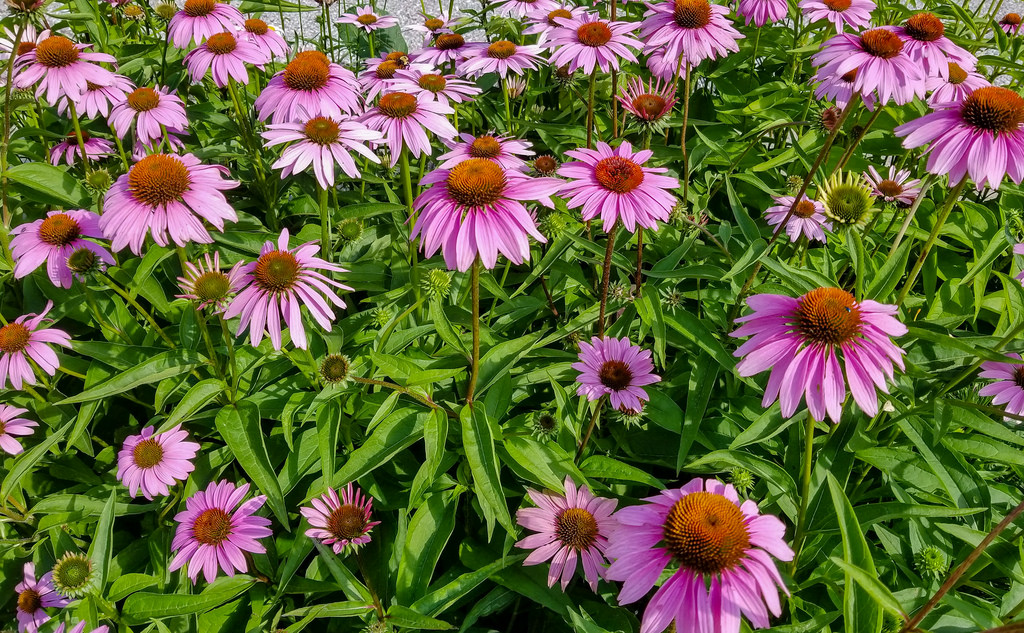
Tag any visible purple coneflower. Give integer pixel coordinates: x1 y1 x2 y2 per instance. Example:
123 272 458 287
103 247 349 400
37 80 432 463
360 91 456 167
14 34 116 104
524 5 582 47
516 475 618 591
812 68 876 110
764 195 831 243
170 480 273 583
168 0 244 48
812 28 925 106
893 13 975 80
927 62 989 106
177 251 245 312
0 301 71 391
573 336 661 412
638 0 743 69
0 405 37 455
338 4 398 32
495 0 560 17
895 86 1024 189
108 85 188 147
411 158 561 271
101 153 239 253
301 483 381 554
979 353 1024 423
255 50 362 124
460 40 545 78
357 57 402 102
798 0 874 32
606 478 793 633
616 76 676 128
1000 13 1022 34
408 12 458 47
863 166 922 206
413 32 469 68
11 210 114 289
738 0 789 26
117 425 201 499
241 18 289 60
390 67 480 105
57 73 132 119
437 132 533 170
225 229 350 349
263 114 382 189
547 13 640 74
15 563 70 633
183 31 268 87
558 141 679 233
49 130 113 166
732 288 907 422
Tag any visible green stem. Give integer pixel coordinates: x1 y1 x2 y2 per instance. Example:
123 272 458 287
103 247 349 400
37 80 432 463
833 104 881 175
465 258 481 404
219 316 239 400
790 411 817 574
1 19 26 231
352 376 445 412
598 222 618 337
195 308 227 383
67 101 92 176
895 176 969 305
586 73 596 149
319 185 332 262
575 395 605 462
502 77 513 133
101 273 175 347
680 64 692 207
940 320 1024 397
888 174 938 256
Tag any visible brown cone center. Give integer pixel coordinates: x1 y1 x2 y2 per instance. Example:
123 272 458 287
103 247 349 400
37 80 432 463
877 179 904 197
904 12 944 41
192 508 233 545
794 200 818 218
794 287 863 345
823 0 852 10
183 0 215 17
17 589 41 614
0 323 31 354
594 156 645 194
356 13 378 25
205 32 237 55
663 492 751 574
253 251 300 292
555 507 599 550
534 155 557 174
598 359 633 390
132 438 165 468
577 21 613 46
418 73 447 92
303 116 340 144
378 92 418 118
961 86 1024 134
547 8 572 25
674 0 712 28
127 86 160 111
860 29 904 59
435 33 465 50
469 135 502 158
327 504 368 540
39 213 82 246
446 158 506 207
283 54 330 91
245 18 269 34
35 36 80 68
633 94 668 120
488 40 517 59
128 154 191 207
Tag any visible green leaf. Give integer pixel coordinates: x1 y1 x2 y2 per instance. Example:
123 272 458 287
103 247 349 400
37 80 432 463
1 421 73 504
58 350 205 405
830 558 906 617
410 554 526 617
386 605 454 630
108 574 158 602
283 602 374 619
333 408 426 487
827 473 883 633
867 239 912 301
410 409 449 508
460 404 515 539
475 333 542 397
5 163 89 207
396 489 460 604
580 455 664 489
215 401 289 527
86 490 117 591
162 378 225 428
121 576 255 624
680 351 719 469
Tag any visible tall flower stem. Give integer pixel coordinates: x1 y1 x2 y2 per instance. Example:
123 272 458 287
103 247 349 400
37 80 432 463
634 230 644 291
747 27 762 80
610 0 618 138
219 316 239 400
352 376 445 412
899 496 1024 633
159 26 171 86
680 63 692 206
112 134 130 170
101 273 175 347
790 411 817 573
575 395 606 462
586 73 597 149
318 185 332 262
502 77 513 133
355 550 385 620
598 222 618 337
399 149 414 214
67 101 92 176
368 31 375 58
1 19 26 231
834 105 882 174
465 257 481 405
895 175 969 305
887 173 937 256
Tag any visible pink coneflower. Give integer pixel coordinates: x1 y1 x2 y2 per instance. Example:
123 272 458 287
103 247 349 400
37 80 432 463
358 60 401 102
263 114 382 189
0 301 71 391
437 132 533 170
558 141 680 233
255 50 362 124
573 336 661 412
117 425 201 499
168 0 245 48
893 13 975 79
0 24 42 63
645 47 690 81
301 483 381 554
812 28 925 106
616 77 676 127
812 68 876 110
460 40 545 78
49 130 113 166
764 195 832 243
101 153 238 253
606 478 793 633
413 32 470 68
390 67 480 105
15 563 71 633
524 5 583 46
184 31 268 87
798 0 874 32
732 288 907 422
0 405 37 455
14 34 116 105
638 0 743 69
359 91 456 167
338 5 398 32
411 158 561 271
108 85 188 147
516 475 618 591
863 166 922 206
1000 13 1022 35
11 210 114 289
927 62 989 106
409 12 458 47
895 86 1024 189
979 353 1024 423
177 251 245 312
225 229 350 349
59 74 133 118
170 480 272 583
496 0 560 18
738 0 789 26
241 18 289 60
547 13 640 74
